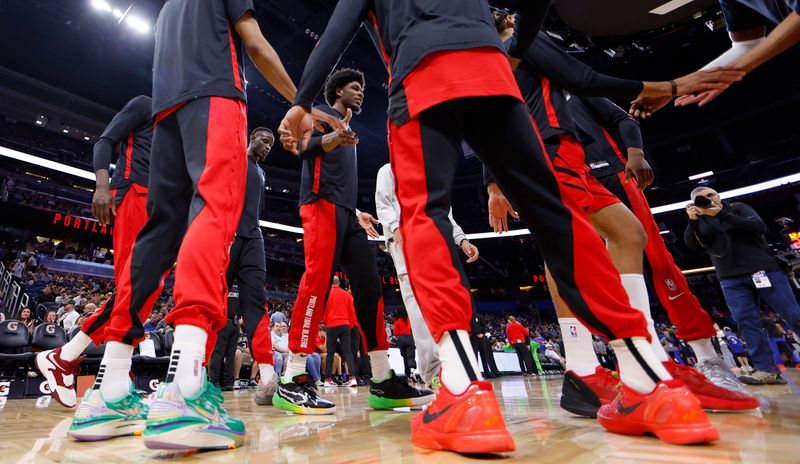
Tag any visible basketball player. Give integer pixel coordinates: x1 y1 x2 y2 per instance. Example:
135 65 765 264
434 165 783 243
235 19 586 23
568 95 758 410
278 0 740 452
36 95 155 419
489 11 757 417
63 0 310 450
273 68 434 415
225 127 278 406
375 163 480 388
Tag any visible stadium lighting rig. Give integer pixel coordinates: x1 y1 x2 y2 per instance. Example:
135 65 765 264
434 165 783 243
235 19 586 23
90 0 151 34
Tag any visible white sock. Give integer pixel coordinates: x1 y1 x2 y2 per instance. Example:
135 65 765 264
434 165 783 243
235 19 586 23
558 317 601 376
369 350 391 381
60 331 92 362
282 353 308 383
611 337 672 394
439 330 482 395
259 363 276 384
620 274 670 363
688 338 718 363
170 325 207 399
98 342 134 402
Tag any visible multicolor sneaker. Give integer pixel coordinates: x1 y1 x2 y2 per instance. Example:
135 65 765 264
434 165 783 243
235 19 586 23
142 380 245 450
739 370 788 385
254 374 279 406
368 370 435 410
560 366 619 418
411 380 515 454
664 360 759 410
597 379 719 445
35 347 84 408
68 387 147 441
272 374 336 415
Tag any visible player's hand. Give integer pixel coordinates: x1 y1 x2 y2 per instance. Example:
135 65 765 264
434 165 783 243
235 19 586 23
312 107 347 133
507 56 521 70
629 95 671 120
487 184 518 233
674 67 744 97
92 186 115 226
279 106 312 154
674 88 725 107
392 229 402 248
624 148 653 191
686 204 701 220
358 212 381 239
461 240 480 263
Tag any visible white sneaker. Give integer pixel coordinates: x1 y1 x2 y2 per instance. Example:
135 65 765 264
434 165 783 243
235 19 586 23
348 378 358 387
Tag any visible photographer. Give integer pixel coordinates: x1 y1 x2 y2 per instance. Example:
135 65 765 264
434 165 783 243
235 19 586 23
684 187 800 384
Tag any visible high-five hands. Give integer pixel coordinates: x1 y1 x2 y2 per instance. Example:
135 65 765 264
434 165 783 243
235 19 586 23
358 212 381 239
278 106 349 155
487 183 519 233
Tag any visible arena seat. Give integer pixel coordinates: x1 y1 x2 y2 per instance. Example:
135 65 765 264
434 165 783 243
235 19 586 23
0 320 34 375
31 323 66 351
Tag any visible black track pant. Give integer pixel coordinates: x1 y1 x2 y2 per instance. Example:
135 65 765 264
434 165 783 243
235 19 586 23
324 324 355 378
226 236 273 366
396 334 417 377
209 319 238 388
471 335 499 375
513 343 534 374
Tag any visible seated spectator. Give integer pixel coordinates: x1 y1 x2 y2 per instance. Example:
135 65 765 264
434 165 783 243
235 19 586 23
143 312 163 333
19 306 35 333
272 322 290 374
43 311 57 325
58 300 79 332
83 303 97 318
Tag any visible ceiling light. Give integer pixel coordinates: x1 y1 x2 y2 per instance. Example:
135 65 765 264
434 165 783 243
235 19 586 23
35 121 43 125
112 8 123 18
62 129 69 133
91 0 113 13
126 16 150 33
649 0 695 15
84 136 91 141
688 170 714 180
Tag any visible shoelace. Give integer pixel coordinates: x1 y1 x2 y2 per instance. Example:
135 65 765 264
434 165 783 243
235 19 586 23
200 381 225 406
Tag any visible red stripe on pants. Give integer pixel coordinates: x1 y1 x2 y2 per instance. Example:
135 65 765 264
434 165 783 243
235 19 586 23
251 314 274 365
165 97 248 360
616 172 716 340
288 199 338 353
82 184 151 345
388 119 473 341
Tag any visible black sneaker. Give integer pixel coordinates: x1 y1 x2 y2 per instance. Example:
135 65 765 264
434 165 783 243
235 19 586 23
272 374 336 415
368 370 435 409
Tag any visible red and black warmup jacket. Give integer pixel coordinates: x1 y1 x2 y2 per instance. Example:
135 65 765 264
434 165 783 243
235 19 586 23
92 95 152 206
324 286 358 329
506 322 530 344
299 105 358 211
568 96 643 179
393 317 412 337
293 0 552 126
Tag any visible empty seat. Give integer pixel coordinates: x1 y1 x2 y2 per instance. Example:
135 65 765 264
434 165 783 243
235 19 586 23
32 323 67 351
0 320 35 373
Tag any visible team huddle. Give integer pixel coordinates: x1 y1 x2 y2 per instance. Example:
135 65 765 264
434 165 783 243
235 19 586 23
30 0 800 457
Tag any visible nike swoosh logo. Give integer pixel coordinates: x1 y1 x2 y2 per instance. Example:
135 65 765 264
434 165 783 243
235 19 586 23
422 404 453 424
668 293 685 301
617 401 643 415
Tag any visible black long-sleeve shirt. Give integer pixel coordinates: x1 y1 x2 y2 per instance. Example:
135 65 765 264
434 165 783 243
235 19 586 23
293 0 551 126
92 95 152 206
510 32 643 144
683 201 781 279
299 105 358 211
569 96 643 178
237 156 265 239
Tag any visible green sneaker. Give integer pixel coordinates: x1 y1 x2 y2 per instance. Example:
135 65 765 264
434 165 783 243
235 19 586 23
368 370 435 410
143 379 245 450
68 387 148 441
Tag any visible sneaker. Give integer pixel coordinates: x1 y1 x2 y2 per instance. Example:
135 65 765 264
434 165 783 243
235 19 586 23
560 366 619 418
428 375 441 390
694 357 759 409
739 370 788 385
664 360 759 410
597 379 719 445
35 348 84 408
254 374 279 406
323 380 337 388
348 378 358 387
272 374 336 415
315 379 324 389
68 387 148 441
143 379 245 450
368 370 435 410
411 380 515 454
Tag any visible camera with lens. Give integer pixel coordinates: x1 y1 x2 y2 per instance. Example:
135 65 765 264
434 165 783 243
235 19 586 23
693 195 713 208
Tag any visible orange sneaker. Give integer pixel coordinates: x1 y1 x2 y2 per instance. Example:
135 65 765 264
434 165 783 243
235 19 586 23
597 379 719 445
411 380 515 454
560 366 619 418
664 360 759 411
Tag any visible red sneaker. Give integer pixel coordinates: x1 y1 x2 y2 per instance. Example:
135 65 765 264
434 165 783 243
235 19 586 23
664 361 759 410
597 379 719 445
560 366 619 418
35 347 84 408
411 381 515 454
